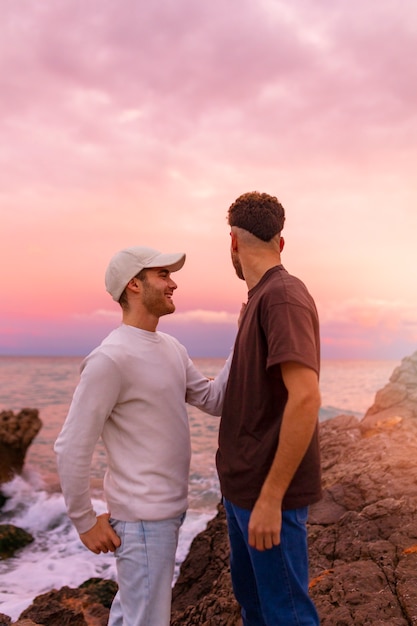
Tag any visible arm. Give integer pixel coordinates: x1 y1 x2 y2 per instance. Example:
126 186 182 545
248 361 321 551
185 349 233 416
54 352 122 549
185 303 245 415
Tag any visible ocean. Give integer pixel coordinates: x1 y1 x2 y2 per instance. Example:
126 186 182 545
0 355 400 621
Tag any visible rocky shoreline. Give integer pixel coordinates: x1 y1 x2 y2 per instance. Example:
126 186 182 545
2 351 417 625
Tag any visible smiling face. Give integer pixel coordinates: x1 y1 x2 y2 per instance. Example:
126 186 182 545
139 267 178 318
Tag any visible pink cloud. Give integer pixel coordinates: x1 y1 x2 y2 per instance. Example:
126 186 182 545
1 0 416 358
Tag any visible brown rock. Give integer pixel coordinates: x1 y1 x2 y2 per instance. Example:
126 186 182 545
171 504 240 625
362 352 417 431
171 350 417 625
0 409 42 484
0 524 33 559
17 579 117 626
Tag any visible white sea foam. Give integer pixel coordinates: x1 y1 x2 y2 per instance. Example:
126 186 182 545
0 471 217 621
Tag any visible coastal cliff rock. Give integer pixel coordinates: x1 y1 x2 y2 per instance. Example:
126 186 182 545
171 351 417 625
0 409 42 484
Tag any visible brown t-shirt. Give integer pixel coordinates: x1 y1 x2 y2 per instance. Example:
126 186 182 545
216 265 322 511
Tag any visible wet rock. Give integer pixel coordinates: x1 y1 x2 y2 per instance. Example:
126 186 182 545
17 579 118 626
0 409 42 484
0 524 33 559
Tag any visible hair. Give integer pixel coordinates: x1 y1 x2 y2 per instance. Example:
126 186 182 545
118 268 148 309
227 191 285 242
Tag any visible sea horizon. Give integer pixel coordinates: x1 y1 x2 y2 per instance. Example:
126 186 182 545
0 353 405 362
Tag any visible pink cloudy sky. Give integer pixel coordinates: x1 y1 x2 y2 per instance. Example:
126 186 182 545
1 0 416 359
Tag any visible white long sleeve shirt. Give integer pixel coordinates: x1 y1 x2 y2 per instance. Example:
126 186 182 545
55 324 231 534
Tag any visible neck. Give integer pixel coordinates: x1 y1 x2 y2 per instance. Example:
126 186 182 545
242 253 281 290
122 310 158 332
231 227 283 290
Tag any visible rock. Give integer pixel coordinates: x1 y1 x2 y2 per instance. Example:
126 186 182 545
171 504 240 626
77 578 118 609
362 352 417 431
171 350 417 625
0 524 33 559
17 579 118 626
0 409 42 484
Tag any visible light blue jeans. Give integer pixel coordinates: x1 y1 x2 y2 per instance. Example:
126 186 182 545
224 498 319 625
108 513 185 626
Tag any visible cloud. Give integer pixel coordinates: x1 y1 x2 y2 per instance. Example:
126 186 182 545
1 0 416 359
74 309 120 321
74 308 237 325
319 298 417 358
165 309 238 325
3 0 416 163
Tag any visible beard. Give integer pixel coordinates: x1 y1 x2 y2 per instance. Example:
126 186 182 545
141 279 176 318
231 251 245 281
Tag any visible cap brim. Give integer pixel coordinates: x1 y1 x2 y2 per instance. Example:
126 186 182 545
146 252 186 272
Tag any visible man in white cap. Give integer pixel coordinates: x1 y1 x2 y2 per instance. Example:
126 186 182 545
55 246 232 626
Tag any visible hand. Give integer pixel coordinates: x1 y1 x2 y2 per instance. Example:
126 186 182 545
248 494 282 551
79 513 121 554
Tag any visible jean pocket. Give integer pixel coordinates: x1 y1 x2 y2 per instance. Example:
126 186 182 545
295 506 309 525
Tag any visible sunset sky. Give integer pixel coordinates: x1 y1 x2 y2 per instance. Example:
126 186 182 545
1 0 416 359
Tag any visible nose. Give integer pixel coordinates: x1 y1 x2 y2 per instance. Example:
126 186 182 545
169 277 177 290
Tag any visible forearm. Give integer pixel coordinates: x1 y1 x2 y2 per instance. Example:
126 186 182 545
56 459 98 534
245 358 320 551
186 350 233 415
260 393 320 504
248 373 320 551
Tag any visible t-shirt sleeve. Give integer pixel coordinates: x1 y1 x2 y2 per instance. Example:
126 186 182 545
263 301 320 375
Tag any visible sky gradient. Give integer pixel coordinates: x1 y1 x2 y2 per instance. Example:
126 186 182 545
1 0 416 359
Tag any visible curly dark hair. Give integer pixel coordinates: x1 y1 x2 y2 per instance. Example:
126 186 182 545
227 191 285 241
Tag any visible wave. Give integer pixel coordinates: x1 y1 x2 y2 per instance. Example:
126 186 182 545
0 470 212 622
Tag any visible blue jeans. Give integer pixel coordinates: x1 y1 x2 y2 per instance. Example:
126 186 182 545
224 498 319 626
108 514 185 626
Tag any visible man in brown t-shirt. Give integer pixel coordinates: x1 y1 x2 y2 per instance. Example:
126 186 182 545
216 191 322 625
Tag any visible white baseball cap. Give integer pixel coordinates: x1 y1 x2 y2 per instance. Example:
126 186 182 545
105 246 186 301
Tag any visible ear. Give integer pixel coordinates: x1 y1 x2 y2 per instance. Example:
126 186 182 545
230 230 238 252
280 236 285 252
127 278 141 294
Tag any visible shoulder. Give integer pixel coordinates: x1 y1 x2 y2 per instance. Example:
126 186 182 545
81 328 127 374
261 267 316 309
157 331 189 356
